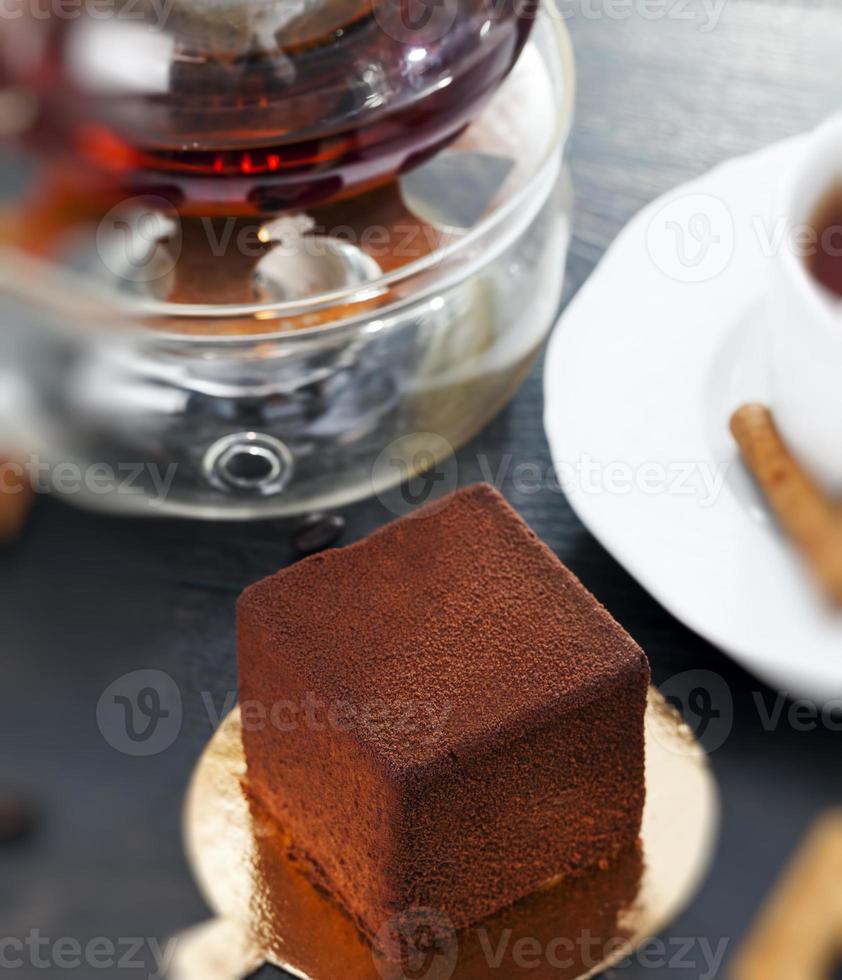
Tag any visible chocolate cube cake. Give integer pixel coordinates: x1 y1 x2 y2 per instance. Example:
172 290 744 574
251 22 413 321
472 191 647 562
238 484 649 944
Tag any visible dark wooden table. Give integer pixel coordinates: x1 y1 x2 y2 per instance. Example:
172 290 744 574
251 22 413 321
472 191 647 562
4 2 842 976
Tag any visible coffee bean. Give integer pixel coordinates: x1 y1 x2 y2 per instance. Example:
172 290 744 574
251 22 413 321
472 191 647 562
291 514 346 556
0 798 36 844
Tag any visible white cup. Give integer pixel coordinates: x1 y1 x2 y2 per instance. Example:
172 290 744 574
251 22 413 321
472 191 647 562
770 114 842 494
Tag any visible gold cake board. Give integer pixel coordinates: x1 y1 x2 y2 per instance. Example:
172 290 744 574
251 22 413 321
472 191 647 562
171 689 718 980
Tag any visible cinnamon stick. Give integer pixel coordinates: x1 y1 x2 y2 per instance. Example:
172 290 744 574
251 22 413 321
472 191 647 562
730 403 842 604
731 811 842 980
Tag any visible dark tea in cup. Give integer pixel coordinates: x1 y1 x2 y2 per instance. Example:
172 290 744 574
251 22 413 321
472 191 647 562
807 185 842 299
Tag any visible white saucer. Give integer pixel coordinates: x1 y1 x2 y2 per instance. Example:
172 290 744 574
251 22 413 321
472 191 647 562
545 134 842 702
